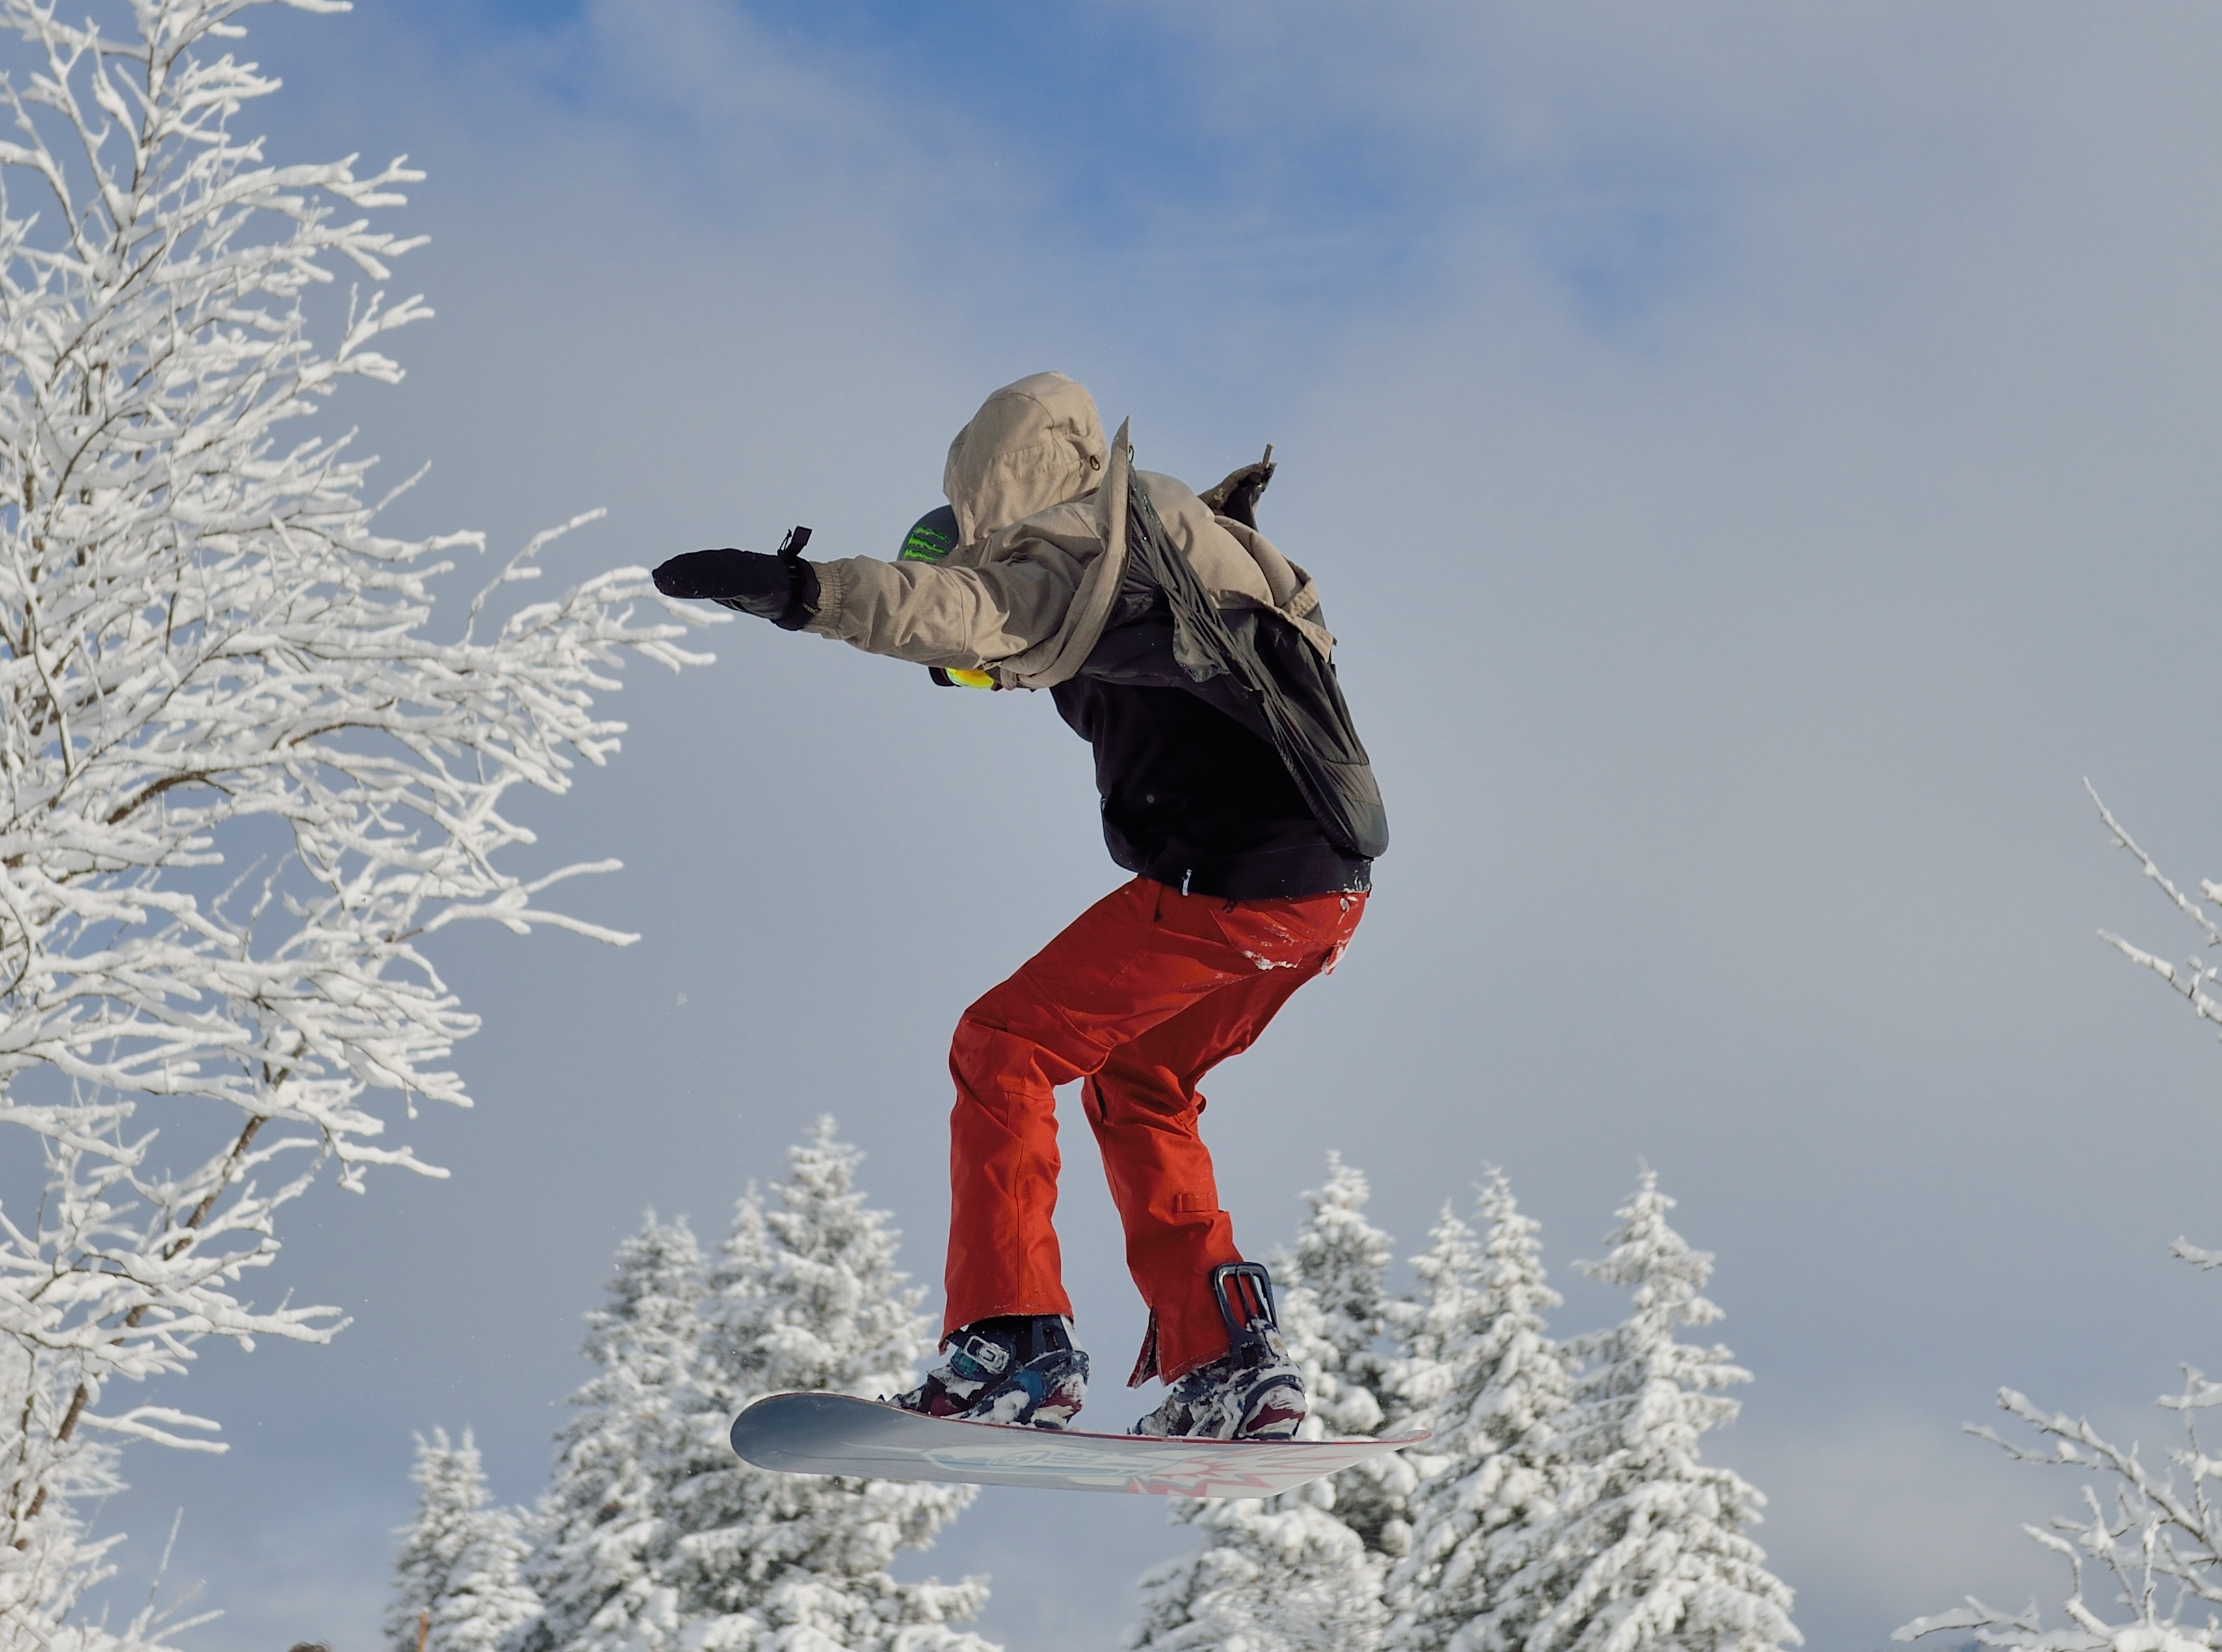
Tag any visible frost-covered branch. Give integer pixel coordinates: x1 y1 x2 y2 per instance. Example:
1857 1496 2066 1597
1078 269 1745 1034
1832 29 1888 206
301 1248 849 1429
1896 1258 2222 1652
1903 789 2222 1652
0 0 717 1638
2086 781 2222 1038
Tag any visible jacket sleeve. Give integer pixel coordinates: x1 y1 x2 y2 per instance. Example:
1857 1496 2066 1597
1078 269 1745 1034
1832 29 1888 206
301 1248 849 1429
800 548 1084 670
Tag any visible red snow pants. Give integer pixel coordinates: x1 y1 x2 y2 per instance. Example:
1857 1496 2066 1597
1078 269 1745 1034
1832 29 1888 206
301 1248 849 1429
943 875 1365 1385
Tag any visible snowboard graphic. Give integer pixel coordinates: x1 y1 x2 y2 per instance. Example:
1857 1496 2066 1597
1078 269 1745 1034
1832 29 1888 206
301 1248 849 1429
730 1391 1429 1497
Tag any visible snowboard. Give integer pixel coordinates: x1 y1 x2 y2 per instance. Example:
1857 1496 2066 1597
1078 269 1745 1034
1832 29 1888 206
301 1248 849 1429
729 1391 1429 1497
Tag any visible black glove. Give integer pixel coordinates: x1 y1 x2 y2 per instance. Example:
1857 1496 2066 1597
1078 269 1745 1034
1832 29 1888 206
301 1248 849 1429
652 527 819 629
1199 446 1276 530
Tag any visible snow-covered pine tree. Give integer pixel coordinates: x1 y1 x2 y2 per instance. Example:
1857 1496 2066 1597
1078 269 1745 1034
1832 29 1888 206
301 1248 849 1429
1386 1171 1574 1652
390 1428 471 1651
1128 1154 1401 1652
0 0 713 1632
667 1118 997 1652
388 1430 538 1652
1522 1172 1798 1652
439 1510 541 1652
1281 1153 1413 1557
514 1214 707 1652
1128 1495 1388 1652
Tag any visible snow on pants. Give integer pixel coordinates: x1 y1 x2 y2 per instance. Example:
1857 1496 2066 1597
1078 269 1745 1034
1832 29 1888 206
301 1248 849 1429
944 874 1366 1385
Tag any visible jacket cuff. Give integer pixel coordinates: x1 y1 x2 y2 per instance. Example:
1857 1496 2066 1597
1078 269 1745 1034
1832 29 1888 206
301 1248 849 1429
802 558 849 636
772 559 822 631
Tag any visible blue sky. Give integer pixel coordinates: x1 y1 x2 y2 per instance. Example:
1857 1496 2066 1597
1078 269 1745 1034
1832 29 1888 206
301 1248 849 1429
50 1 2222 1649
336 0 1750 372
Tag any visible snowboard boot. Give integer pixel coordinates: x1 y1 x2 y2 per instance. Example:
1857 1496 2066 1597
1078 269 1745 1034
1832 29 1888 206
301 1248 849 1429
1130 1263 1307 1441
891 1315 1089 1430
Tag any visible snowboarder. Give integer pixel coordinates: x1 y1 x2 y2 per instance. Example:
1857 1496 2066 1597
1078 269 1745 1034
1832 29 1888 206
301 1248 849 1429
653 372 1387 1440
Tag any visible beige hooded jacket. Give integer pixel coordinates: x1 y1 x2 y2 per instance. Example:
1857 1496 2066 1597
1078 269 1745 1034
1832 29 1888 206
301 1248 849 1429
802 372 1335 689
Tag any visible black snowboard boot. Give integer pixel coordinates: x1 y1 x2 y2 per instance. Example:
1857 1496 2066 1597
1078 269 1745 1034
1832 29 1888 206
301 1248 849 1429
1130 1263 1306 1441
891 1315 1089 1430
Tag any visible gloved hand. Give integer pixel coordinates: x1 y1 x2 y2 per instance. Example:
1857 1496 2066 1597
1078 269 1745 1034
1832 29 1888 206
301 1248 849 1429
652 527 819 629
1200 447 1275 531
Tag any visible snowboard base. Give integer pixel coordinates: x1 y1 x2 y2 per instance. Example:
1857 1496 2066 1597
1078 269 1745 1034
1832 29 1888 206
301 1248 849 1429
729 1391 1428 1497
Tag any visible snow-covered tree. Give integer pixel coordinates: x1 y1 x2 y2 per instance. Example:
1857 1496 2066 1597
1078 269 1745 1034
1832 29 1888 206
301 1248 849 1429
1957 792 2222 1651
1130 1155 1402 1652
1895 1244 2222 1652
388 1430 538 1652
1386 1171 1574 1652
0 0 713 1631
514 1214 706 1652
0 1485 215 1652
439 1512 540 1652
666 1118 996 1652
1520 1173 1798 1652
1280 1153 1412 1558
1128 1495 1387 1652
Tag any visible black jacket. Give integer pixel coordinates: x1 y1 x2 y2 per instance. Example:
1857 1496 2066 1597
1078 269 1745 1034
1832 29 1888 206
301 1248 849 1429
1051 674 1371 898
1051 489 1385 900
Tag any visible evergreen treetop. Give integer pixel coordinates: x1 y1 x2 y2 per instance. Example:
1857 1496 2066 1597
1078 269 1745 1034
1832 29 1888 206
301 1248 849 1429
665 1118 996 1651
1388 1170 1574 1652
1274 1154 1413 1561
388 1430 536 1652
517 1213 706 1652
1522 1171 1799 1652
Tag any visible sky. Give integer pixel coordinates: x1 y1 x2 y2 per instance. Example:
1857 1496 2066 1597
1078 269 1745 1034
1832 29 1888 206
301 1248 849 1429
48 0 2222 1647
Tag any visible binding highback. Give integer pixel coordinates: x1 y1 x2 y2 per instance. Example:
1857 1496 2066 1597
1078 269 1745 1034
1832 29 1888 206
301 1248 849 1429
1210 1262 1281 1366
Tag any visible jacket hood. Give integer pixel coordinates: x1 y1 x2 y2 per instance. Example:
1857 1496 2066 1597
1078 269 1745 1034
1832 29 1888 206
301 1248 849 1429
944 371 1108 544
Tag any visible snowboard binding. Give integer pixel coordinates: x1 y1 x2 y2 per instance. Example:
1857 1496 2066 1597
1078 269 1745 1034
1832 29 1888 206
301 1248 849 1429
1130 1262 1306 1440
1211 1261 1282 1365
889 1314 1089 1430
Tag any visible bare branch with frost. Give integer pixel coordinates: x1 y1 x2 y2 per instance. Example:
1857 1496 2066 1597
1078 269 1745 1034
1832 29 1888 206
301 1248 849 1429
2086 781 2222 1036
1896 1265 2222 1652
